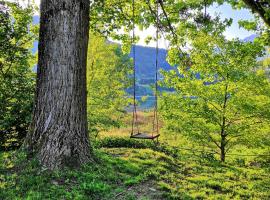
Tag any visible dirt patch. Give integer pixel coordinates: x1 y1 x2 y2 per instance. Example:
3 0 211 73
115 181 164 200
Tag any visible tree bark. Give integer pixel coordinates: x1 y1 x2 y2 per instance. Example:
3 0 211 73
24 0 92 169
219 75 229 162
242 0 270 27
220 135 226 162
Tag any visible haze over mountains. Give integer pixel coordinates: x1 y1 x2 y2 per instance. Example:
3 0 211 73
243 34 257 42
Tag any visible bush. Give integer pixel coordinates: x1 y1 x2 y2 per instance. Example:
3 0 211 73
0 2 36 150
94 137 180 158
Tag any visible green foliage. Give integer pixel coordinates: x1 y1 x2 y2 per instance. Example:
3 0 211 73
89 0 270 63
0 2 36 150
260 47 270 76
87 33 132 136
161 32 270 161
1 1 270 198
90 0 229 51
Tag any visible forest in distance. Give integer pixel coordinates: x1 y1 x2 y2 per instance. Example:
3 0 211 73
1 0 270 199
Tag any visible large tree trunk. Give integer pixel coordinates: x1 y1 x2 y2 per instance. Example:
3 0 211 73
24 0 91 169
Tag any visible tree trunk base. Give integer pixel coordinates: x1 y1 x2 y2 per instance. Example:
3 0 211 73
24 0 92 170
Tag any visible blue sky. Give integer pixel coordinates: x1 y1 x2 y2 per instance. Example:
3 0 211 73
208 3 255 39
140 3 256 48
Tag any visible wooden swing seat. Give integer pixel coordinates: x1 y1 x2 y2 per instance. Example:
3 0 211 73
130 132 160 140
130 1 160 142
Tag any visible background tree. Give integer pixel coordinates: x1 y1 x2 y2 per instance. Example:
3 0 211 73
87 33 131 136
258 47 270 79
160 32 270 162
0 2 36 150
24 0 92 169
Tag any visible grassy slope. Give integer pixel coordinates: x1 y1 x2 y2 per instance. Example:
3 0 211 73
1 112 270 200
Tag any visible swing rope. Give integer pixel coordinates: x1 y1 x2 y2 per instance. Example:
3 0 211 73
131 0 140 136
152 0 159 136
131 0 160 139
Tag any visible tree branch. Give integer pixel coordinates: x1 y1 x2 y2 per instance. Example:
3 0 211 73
243 0 270 27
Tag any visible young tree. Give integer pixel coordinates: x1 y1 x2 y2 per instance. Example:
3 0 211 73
87 33 131 136
24 0 92 169
0 2 36 150
161 33 270 162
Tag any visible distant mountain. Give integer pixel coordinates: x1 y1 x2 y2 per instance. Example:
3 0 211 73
127 45 173 109
243 34 257 42
130 45 171 78
132 34 260 83
131 34 261 108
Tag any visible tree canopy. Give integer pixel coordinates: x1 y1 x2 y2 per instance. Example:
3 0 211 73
160 31 270 161
87 33 132 136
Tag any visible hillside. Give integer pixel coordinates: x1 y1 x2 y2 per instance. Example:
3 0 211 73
130 45 171 79
127 45 174 109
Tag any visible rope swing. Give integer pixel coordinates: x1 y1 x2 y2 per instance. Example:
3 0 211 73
130 0 160 140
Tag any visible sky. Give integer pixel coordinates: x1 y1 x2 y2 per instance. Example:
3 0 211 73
8 0 256 48
208 3 255 40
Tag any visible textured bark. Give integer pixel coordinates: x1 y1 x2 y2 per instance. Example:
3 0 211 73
220 136 226 162
219 77 229 163
24 0 92 169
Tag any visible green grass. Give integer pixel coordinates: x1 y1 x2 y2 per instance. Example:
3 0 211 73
0 148 164 200
1 139 270 199
109 144 270 200
1 111 270 200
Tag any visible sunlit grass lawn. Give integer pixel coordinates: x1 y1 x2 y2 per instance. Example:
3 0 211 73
1 111 270 199
97 111 270 199
1 146 269 199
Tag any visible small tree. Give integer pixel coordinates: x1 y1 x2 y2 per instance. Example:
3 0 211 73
161 33 270 162
0 2 36 150
87 33 131 136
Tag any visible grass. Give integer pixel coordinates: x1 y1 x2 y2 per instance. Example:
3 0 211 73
100 141 270 199
1 112 270 199
0 149 164 200
1 142 270 199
